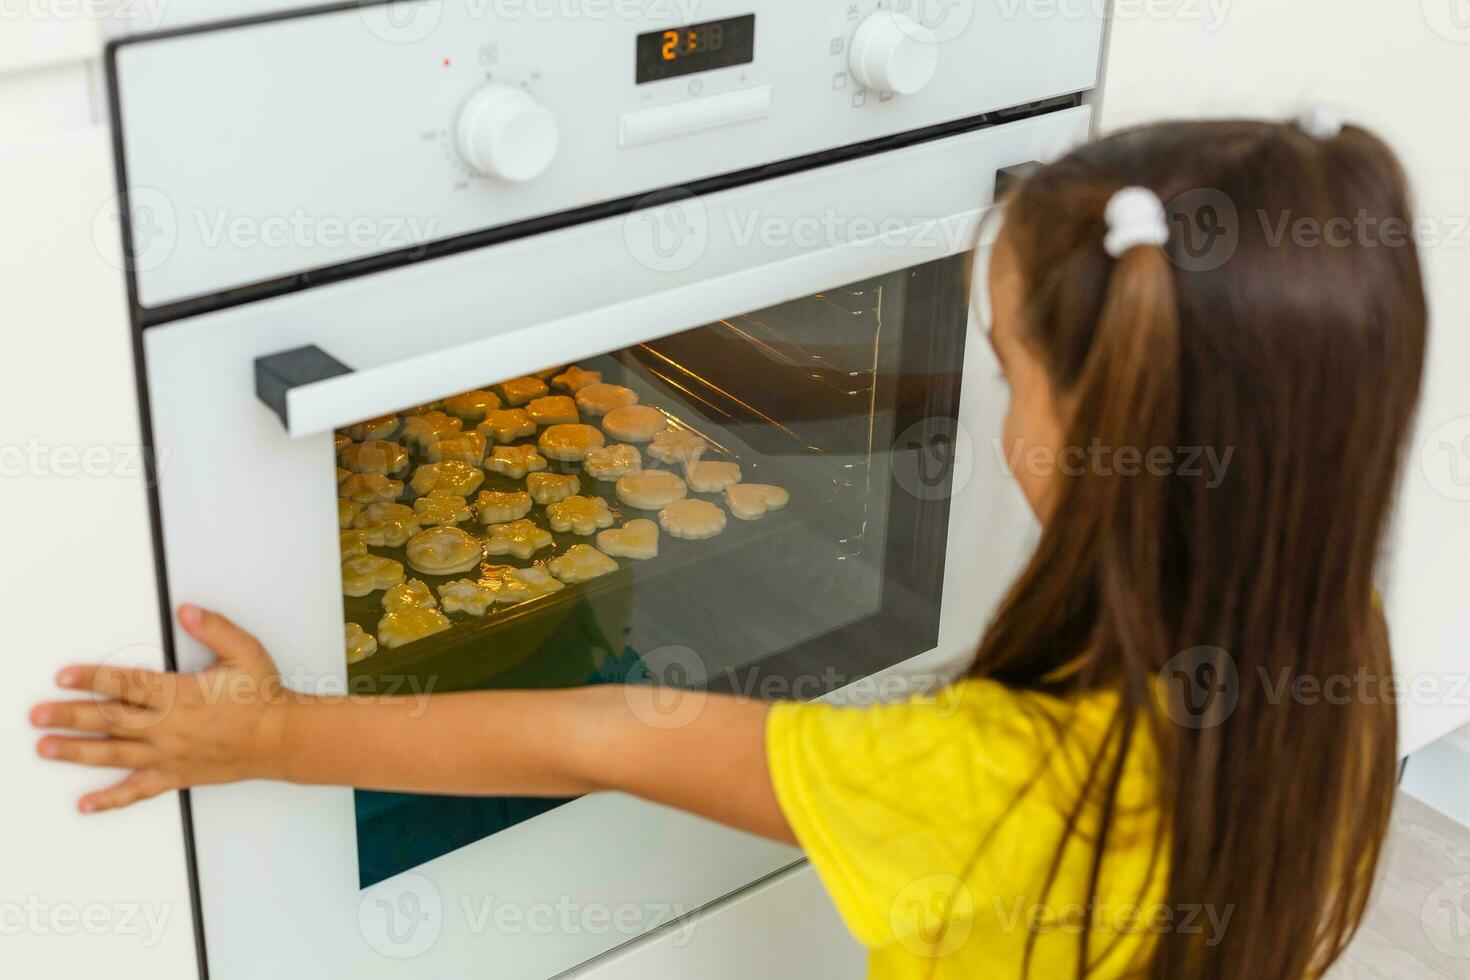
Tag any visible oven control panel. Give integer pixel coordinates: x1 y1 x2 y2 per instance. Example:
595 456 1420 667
112 0 1104 309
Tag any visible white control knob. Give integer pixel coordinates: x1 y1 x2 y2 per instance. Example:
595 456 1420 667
848 11 939 96
456 85 560 182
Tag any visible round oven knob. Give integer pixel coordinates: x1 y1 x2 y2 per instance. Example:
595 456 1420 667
848 11 940 96
456 85 560 182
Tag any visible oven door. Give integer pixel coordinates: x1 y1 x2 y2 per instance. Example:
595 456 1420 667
140 106 1086 979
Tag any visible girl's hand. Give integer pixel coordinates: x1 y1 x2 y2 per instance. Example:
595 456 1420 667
30 605 289 814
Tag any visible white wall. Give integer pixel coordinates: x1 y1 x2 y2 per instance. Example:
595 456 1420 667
0 127 200 977
1098 0 1470 755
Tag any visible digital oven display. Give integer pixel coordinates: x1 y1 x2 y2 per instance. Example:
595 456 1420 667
635 14 756 84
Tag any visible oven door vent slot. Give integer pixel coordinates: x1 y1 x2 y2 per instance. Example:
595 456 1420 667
255 345 354 430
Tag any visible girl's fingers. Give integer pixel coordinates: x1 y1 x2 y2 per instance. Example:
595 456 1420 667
30 700 160 735
57 664 176 708
37 736 156 770
78 769 173 814
178 605 266 666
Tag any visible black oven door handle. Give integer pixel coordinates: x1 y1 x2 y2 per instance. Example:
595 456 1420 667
255 345 355 431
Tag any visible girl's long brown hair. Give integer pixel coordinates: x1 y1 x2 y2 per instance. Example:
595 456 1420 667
977 120 1427 978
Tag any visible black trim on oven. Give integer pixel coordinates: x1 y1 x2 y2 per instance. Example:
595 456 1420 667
103 61 214 980
106 7 1080 330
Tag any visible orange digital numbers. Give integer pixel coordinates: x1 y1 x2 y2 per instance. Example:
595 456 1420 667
662 30 678 61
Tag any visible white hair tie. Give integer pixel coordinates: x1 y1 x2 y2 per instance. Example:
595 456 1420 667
1297 106 1343 140
1104 186 1170 258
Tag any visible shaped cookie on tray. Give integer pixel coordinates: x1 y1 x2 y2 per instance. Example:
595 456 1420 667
546 495 615 536
483 519 554 560
478 409 537 444
550 365 602 393
475 490 534 525
596 519 659 561
549 544 619 584
659 498 727 541
409 460 485 498
442 389 502 423
438 579 498 617
647 428 707 464
527 472 580 505
583 444 642 482
486 444 548 479
725 483 791 521
406 527 483 576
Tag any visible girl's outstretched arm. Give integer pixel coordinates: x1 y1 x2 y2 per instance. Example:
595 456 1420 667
30 605 795 845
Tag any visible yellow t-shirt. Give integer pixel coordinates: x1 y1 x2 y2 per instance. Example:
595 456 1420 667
766 678 1167 980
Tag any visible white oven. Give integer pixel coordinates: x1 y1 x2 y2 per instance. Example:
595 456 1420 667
106 2 1103 977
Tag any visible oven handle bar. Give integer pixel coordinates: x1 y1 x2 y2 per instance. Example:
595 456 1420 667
255 206 1003 439
255 345 355 429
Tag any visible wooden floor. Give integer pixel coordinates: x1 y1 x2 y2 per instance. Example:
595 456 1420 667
1329 793 1470 979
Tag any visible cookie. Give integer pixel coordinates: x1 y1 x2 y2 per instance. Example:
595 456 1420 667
346 415 399 442
551 365 602 393
684 460 741 493
340 473 405 504
405 526 483 576
726 483 791 521
339 498 362 530
596 519 659 561
538 423 606 462
339 440 410 476
342 555 405 597
583 444 643 482
409 460 485 498
426 431 487 465
377 608 451 649
647 429 707 464
340 530 369 562
442 389 502 422
615 470 688 510
549 544 619 584
546 495 615 536
382 578 438 613
658 498 727 540
483 519 554 560
334 433 352 454
497 376 549 407
485 444 548 479
344 623 378 665
527 472 581 506
574 383 639 418
412 491 472 527
496 566 565 604
477 409 537 444
475 490 534 525
337 467 352 486
526 395 579 426
601 405 668 443
352 502 421 547
438 579 497 617
399 411 463 451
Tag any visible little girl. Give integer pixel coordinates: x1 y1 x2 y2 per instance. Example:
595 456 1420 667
32 116 1426 979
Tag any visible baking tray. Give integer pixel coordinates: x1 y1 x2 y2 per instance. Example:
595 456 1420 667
344 350 880 695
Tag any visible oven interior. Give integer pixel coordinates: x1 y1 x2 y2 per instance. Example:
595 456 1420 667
339 256 968 887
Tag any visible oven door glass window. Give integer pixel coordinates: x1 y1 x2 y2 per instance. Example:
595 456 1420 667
341 254 970 887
